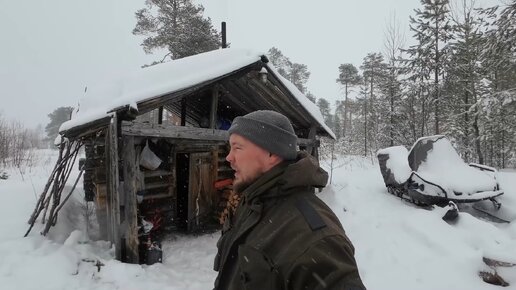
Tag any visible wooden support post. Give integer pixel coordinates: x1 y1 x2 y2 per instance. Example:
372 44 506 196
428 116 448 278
210 85 219 129
158 106 164 124
305 126 317 157
107 115 122 260
121 136 140 263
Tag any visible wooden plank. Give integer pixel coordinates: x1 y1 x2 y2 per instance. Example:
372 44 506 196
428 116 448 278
188 152 214 232
121 136 139 263
144 182 172 190
143 169 174 178
181 98 187 126
107 115 122 260
142 193 175 200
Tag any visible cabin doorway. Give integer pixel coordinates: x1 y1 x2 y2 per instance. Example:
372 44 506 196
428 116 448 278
176 151 216 233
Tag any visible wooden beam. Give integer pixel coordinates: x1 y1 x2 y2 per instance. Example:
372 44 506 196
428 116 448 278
124 122 317 149
122 122 229 141
298 137 318 148
210 85 219 129
61 116 111 139
121 136 139 263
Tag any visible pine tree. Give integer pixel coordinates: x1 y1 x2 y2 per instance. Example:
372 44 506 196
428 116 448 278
316 98 332 126
360 53 388 152
267 47 311 93
45 107 74 144
305 91 317 103
132 0 221 64
336 64 361 138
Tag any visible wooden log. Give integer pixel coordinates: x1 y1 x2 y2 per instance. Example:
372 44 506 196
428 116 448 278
106 115 121 259
121 136 139 263
122 122 229 141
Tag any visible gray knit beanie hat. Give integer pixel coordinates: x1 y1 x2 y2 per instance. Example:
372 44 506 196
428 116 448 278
228 110 298 160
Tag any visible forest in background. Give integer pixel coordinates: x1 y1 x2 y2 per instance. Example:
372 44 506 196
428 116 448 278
310 0 516 168
2 0 515 171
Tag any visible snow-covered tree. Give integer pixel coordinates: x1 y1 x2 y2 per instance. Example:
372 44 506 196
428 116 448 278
382 14 406 146
132 0 221 64
360 53 388 152
406 0 453 134
45 106 74 144
316 98 332 126
267 47 311 94
336 63 362 138
444 0 487 163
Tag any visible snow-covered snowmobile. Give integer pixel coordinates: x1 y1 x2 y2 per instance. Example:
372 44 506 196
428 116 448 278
377 135 503 209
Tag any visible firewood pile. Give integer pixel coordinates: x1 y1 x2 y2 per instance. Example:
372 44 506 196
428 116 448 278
217 186 240 225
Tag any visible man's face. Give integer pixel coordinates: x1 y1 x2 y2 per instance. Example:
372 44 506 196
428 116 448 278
226 134 272 193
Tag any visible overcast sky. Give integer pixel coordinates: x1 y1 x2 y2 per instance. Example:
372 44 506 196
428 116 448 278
0 0 502 128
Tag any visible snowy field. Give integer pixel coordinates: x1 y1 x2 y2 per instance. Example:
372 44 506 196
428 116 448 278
1 150 516 290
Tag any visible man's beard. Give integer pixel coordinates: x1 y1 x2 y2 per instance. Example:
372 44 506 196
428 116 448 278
233 173 261 194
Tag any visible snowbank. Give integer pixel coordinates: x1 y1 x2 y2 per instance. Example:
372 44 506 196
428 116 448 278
1 150 516 289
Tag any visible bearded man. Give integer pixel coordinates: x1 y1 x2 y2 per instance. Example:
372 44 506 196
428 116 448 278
213 110 366 290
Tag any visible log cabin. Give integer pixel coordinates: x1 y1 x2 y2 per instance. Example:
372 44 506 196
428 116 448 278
54 48 335 264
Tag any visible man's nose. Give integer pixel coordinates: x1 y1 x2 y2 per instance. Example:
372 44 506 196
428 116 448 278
226 151 233 163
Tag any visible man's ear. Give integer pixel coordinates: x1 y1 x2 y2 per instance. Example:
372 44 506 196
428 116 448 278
268 153 283 166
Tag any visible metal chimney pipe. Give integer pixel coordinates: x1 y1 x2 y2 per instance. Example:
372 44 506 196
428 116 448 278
221 21 227 48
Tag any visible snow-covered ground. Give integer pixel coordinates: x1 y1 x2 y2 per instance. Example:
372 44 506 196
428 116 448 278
1 150 516 290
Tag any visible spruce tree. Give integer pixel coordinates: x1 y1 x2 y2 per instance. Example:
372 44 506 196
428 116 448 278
407 0 452 134
446 0 487 163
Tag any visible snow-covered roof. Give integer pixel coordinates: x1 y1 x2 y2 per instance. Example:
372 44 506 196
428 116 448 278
59 48 335 139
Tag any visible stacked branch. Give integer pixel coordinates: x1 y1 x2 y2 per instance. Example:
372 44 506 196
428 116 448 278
25 138 83 237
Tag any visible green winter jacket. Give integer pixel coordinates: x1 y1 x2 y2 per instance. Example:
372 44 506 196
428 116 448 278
213 152 366 290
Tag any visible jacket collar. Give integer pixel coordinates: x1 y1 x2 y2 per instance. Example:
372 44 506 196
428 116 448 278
240 151 328 202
